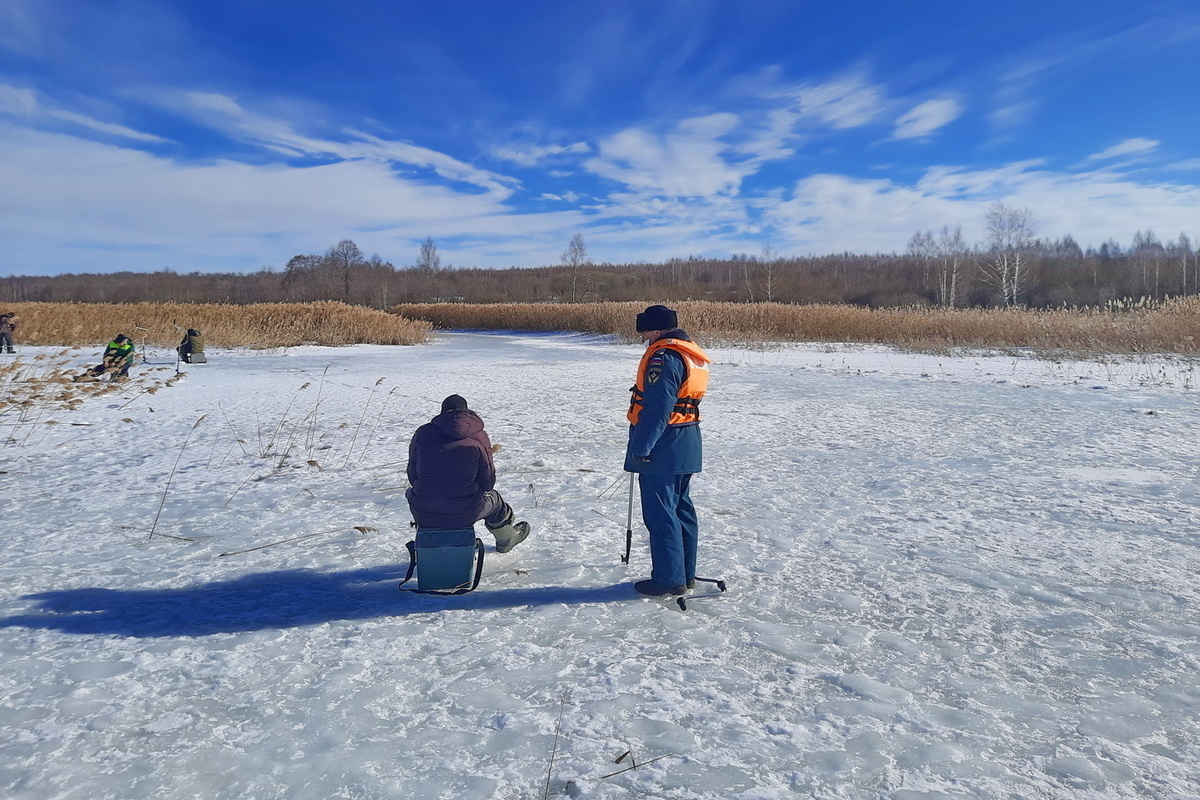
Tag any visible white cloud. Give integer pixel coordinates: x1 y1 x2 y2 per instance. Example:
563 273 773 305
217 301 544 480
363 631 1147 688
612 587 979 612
45 109 167 143
4 84 1200 275
584 113 752 198
891 97 962 140
0 83 36 114
167 92 518 196
987 100 1037 132
0 83 167 143
1167 158 1200 171
735 108 800 161
1087 137 1159 161
761 161 1200 255
790 74 887 129
491 141 589 167
0 123 574 273
0 0 41 57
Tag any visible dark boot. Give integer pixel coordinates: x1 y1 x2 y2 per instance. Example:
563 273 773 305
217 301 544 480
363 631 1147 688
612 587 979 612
634 580 687 597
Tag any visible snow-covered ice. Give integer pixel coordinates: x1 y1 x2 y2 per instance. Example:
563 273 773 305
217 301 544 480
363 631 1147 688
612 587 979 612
1 332 1198 799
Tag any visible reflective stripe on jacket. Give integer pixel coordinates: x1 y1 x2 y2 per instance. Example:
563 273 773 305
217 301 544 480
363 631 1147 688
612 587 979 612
104 341 136 364
627 338 711 426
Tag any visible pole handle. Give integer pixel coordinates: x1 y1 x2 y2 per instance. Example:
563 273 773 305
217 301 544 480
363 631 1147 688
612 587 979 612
621 473 634 564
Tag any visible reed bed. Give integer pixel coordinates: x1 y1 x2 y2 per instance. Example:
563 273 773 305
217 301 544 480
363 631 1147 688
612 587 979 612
1 301 430 348
395 298 1200 355
0 351 174 446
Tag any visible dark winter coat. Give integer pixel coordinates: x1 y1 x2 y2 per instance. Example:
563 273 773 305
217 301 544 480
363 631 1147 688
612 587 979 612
624 329 703 475
0 314 16 334
405 408 497 528
179 330 203 354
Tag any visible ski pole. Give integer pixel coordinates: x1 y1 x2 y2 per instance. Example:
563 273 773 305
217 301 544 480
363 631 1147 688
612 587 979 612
134 323 150 363
621 472 634 564
172 320 184 373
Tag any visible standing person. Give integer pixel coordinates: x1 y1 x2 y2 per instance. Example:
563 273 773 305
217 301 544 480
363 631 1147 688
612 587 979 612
405 395 531 553
75 334 136 381
625 305 712 596
0 313 16 353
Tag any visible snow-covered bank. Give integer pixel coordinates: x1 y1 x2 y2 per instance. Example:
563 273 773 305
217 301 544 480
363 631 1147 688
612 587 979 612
2 334 1198 799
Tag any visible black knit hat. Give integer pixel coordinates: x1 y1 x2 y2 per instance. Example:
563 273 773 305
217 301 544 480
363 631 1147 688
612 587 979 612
441 394 468 413
635 305 678 332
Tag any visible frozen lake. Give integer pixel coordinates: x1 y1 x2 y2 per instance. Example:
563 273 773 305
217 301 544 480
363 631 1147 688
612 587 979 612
1 333 1198 799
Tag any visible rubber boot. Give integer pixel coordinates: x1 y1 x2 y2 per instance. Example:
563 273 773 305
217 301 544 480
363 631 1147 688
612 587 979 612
488 519 529 554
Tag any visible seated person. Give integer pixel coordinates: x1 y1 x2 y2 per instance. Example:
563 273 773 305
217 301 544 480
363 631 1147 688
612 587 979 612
405 395 530 553
177 328 206 363
76 335 136 382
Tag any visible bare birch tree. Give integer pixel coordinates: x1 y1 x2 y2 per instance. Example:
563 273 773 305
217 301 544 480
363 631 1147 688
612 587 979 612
761 245 779 302
737 253 755 302
936 225 966 308
983 203 1036 306
1172 233 1192 296
416 237 441 272
906 230 936 298
561 233 589 303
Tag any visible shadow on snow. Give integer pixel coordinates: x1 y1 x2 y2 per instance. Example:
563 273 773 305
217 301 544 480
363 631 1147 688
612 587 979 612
0 565 636 638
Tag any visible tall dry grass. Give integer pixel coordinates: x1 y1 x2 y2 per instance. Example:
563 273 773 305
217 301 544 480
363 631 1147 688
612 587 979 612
1 351 175 446
395 298 1200 355
1 301 430 348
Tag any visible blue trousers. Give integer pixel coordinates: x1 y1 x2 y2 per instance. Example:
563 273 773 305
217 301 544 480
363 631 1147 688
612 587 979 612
638 472 698 588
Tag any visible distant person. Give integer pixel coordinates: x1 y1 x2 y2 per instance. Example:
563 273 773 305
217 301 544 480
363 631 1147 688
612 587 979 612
625 305 712 596
75 335 137 382
177 328 206 363
0 312 16 353
405 394 531 553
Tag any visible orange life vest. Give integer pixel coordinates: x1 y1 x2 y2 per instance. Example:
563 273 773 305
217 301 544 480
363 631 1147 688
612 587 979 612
627 338 711 426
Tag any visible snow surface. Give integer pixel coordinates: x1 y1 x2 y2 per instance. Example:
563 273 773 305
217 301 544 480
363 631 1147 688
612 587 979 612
2 332 1199 800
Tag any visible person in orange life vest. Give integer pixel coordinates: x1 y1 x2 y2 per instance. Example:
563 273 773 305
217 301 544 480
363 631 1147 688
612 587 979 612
624 304 712 597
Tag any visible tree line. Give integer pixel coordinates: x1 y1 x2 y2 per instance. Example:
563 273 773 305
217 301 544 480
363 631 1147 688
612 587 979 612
4 205 1197 309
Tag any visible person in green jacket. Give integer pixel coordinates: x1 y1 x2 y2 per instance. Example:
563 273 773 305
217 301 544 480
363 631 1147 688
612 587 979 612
76 335 136 381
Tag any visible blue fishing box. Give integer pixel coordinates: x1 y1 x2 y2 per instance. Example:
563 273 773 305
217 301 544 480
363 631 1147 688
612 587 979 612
400 527 484 594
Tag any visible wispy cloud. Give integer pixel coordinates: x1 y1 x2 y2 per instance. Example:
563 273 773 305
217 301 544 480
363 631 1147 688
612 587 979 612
491 140 590 168
789 73 888 130
0 122 571 272
0 83 168 143
0 0 41 57
891 97 962 140
760 160 1200 255
163 92 519 196
584 113 752 198
3 115 1199 274
1087 137 1159 161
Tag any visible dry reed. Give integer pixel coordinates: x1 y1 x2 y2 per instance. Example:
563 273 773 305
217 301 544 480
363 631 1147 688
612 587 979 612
2 301 430 348
395 298 1200 355
1 351 171 446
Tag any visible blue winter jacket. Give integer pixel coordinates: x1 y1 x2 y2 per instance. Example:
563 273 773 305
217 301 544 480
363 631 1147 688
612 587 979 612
624 330 703 475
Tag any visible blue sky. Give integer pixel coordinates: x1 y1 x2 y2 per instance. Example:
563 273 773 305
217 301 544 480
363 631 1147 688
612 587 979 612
1 0 1198 275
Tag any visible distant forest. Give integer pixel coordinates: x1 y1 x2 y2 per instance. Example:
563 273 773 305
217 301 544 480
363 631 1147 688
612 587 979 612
4 206 1197 309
